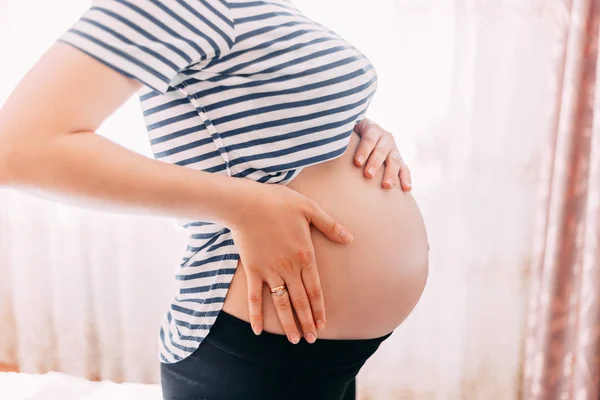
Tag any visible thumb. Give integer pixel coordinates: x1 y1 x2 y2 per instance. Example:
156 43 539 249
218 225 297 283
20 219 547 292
306 200 354 243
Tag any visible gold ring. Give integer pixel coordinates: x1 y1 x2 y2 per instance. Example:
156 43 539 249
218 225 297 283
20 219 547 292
270 285 287 296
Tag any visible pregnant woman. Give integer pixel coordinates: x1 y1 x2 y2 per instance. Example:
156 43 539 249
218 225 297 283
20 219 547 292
0 1 429 399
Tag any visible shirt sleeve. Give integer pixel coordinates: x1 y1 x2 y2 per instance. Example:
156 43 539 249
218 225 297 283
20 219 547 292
57 0 236 94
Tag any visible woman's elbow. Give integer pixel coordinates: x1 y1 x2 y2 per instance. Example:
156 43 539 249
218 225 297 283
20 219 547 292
0 133 21 185
0 119 34 186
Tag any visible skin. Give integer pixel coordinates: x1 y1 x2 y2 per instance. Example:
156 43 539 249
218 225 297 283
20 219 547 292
353 118 413 192
223 130 429 344
0 41 412 346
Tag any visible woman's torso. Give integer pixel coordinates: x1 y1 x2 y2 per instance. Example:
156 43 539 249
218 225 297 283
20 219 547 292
223 130 429 339
60 0 427 360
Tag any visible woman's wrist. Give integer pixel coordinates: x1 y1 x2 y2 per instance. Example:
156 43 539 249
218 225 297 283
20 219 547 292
201 173 261 229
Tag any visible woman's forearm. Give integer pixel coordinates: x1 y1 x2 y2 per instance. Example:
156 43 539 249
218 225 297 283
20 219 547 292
1 130 252 227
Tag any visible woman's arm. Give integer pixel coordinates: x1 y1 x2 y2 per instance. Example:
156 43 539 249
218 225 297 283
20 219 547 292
0 42 241 225
0 41 353 344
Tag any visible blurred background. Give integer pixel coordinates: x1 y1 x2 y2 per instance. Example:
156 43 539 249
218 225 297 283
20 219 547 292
0 0 598 399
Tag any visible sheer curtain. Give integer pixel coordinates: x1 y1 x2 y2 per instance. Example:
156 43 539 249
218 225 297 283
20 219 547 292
0 0 566 398
522 0 600 398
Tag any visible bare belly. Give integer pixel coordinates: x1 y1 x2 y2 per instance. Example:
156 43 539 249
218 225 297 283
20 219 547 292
222 130 429 339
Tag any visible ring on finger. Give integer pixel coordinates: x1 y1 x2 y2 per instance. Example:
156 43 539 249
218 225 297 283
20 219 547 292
270 284 288 297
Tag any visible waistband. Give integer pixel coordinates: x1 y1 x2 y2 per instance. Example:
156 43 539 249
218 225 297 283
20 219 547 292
204 310 393 370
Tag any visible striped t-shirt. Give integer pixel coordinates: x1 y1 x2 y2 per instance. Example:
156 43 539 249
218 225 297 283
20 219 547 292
59 0 378 364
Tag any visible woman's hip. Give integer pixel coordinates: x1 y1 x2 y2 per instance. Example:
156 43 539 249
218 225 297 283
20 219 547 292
160 309 392 400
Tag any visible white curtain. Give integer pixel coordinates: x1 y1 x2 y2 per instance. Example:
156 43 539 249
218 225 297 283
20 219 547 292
0 0 563 398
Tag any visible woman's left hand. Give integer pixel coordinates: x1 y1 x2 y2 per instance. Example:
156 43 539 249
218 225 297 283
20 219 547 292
353 118 412 191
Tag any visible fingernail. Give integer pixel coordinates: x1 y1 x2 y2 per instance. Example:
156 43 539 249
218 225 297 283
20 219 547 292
316 320 325 331
385 178 394 187
340 229 354 242
356 155 365 165
306 333 316 344
252 324 262 335
406 182 412 190
367 167 376 177
289 333 300 344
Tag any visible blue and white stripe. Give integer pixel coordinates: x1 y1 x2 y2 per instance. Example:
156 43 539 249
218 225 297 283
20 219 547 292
59 0 377 364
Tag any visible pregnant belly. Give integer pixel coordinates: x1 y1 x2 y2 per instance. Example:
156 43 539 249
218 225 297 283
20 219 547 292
222 130 430 339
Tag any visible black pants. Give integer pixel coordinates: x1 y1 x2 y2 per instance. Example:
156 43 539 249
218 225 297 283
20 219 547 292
160 310 393 400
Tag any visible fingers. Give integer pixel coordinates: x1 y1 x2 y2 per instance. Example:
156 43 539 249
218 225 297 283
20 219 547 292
267 277 301 344
354 120 411 189
353 120 381 168
301 262 326 332
285 273 318 343
364 134 394 179
382 149 412 191
246 271 264 335
398 159 412 192
382 151 401 190
305 200 353 244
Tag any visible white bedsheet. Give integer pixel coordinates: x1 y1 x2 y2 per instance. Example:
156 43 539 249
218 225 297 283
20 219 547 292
0 372 162 400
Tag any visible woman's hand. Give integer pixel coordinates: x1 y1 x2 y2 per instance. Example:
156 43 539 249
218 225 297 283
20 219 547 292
353 118 412 191
229 179 353 345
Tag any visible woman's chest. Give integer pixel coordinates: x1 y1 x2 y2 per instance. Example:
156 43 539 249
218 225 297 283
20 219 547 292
138 0 378 178
180 0 378 109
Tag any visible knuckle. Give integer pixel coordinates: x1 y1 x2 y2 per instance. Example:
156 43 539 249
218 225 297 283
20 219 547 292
283 324 298 334
276 256 296 275
274 296 291 310
292 296 311 310
386 162 400 174
377 133 391 145
328 220 341 236
306 285 323 300
368 123 383 135
312 310 325 321
294 248 313 266
361 131 378 144
249 312 262 321
248 292 262 304
372 147 387 160
300 323 315 334
246 263 262 274
389 151 402 162
305 198 320 214
385 158 399 168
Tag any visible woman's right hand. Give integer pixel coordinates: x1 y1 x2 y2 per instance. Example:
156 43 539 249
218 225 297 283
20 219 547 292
229 179 354 345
